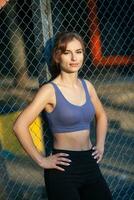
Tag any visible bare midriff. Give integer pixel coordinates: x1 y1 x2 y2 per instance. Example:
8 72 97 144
53 130 92 151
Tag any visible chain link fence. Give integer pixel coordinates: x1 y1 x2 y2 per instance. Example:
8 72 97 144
0 0 134 199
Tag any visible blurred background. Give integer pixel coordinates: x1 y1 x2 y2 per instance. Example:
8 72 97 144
0 0 134 199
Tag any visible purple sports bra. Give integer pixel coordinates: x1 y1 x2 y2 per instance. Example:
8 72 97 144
45 79 95 134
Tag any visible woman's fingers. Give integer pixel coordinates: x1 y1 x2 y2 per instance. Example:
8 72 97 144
57 157 72 163
56 153 71 162
55 165 65 171
56 153 70 157
51 153 72 170
41 153 71 170
96 156 102 163
57 161 71 166
92 146 103 163
56 154 71 166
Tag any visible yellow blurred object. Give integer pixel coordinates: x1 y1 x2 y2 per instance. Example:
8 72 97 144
0 111 44 155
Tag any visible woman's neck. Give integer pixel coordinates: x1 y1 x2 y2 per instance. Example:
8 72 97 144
57 73 79 86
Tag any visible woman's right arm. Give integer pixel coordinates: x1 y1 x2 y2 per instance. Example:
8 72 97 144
13 84 51 165
13 84 71 171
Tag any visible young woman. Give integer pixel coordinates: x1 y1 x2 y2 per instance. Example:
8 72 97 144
13 32 112 200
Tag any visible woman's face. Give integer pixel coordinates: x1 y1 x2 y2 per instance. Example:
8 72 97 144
57 38 84 73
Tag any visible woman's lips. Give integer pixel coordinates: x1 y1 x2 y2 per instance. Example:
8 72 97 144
69 63 79 67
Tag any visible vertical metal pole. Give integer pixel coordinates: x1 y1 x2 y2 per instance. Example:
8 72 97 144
32 3 54 198
32 0 53 85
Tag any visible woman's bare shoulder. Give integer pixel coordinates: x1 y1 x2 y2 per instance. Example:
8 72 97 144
83 79 95 89
31 82 55 105
38 82 54 95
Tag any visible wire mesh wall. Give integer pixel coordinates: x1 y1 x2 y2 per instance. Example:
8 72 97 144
0 0 134 199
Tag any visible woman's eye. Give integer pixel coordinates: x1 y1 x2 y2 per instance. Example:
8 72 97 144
64 52 70 55
63 50 83 55
76 51 83 54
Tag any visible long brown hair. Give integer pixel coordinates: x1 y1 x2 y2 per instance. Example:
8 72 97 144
49 32 85 80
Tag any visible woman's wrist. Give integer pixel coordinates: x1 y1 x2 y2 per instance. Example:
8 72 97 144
34 154 45 167
94 144 104 153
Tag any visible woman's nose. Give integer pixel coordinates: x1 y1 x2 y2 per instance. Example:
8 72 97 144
71 53 77 60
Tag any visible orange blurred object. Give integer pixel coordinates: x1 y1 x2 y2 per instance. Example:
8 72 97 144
0 0 9 9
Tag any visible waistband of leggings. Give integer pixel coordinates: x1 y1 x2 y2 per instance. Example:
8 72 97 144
52 148 93 156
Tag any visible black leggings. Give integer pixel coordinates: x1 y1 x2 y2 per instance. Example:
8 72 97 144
44 149 112 200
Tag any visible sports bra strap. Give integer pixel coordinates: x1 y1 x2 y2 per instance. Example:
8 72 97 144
50 81 60 94
81 79 91 100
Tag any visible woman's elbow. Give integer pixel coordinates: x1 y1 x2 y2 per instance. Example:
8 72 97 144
13 118 26 135
13 116 30 135
13 121 20 135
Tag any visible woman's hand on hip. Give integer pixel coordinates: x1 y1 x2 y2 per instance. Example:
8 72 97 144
40 153 71 171
92 146 104 163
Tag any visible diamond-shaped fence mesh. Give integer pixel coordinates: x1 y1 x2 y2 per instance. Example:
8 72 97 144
0 0 134 199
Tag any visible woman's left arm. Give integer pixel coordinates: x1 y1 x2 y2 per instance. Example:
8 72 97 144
86 80 108 163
